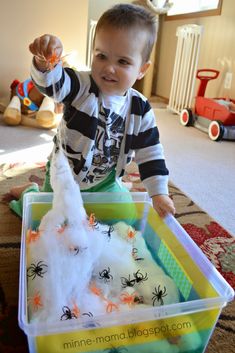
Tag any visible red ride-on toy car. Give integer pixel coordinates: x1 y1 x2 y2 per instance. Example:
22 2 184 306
180 69 235 141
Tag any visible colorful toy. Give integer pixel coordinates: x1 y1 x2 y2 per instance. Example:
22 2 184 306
3 79 62 129
180 69 235 141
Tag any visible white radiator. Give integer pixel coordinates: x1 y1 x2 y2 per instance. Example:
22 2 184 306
86 20 97 69
167 25 203 115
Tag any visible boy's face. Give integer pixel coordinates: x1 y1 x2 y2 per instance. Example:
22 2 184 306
91 26 150 96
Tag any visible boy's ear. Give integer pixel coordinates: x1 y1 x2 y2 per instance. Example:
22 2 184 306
137 61 151 80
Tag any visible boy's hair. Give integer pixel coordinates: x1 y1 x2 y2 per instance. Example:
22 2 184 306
94 3 157 63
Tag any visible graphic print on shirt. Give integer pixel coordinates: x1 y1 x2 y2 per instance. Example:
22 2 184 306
82 104 125 184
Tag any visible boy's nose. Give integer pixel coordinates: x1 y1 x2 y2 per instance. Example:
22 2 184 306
104 64 115 74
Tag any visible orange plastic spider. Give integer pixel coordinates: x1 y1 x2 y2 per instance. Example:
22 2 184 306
88 213 98 229
168 336 181 345
57 225 66 234
28 291 43 311
72 302 81 318
57 219 68 234
105 299 119 313
90 283 119 313
127 227 137 241
27 229 41 244
120 291 138 307
47 52 60 70
89 283 103 297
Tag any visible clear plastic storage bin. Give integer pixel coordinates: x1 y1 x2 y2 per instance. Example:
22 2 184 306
19 192 234 353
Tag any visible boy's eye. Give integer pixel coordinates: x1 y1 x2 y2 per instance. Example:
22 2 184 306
119 59 130 65
96 53 106 60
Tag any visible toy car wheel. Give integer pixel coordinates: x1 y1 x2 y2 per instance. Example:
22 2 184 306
208 121 224 141
180 109 193 126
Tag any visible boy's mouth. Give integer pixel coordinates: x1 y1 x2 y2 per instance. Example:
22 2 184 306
102 76 117 83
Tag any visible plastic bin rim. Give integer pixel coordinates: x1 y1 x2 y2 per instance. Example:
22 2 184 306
18 296 230 337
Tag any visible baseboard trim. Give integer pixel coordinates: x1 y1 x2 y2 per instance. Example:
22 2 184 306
150 95 169 103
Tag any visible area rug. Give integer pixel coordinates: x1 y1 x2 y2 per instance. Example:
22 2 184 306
0 162 234 353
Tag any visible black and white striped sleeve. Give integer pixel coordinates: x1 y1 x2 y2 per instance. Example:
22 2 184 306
133 99 169 197
30 61 79 103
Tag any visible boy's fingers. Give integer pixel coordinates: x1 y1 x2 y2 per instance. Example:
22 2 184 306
29 42 37 55
29 35 60 60
169 204 176 215
155 206 165 218
47 36 63 59
156 204 175 218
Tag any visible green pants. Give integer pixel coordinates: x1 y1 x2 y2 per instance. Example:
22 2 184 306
42 161 130 193
10 161 135 218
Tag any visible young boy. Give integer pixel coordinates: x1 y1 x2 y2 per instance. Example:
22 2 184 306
10 3 175 218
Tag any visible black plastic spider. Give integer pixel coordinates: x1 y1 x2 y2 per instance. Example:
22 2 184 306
104 345 128 353
27 261 48 280
120 274 136 288
132 247 144 261
82 311 98 328
102 225 114 240
70 246 80 255
69 246 88 255
152 285 168 306
133 269 148 284
60 306 77 320
133 294 144 304
82 311 93 318
83 312 101 328
92 221 99 230
99 267 113 283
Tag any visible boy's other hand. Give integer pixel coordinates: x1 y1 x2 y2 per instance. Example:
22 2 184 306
152 194 175 218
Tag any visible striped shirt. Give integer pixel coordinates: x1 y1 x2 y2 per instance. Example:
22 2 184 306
31 62 169 197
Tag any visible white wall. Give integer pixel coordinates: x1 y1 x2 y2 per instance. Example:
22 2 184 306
0 0 88 103
88 0 133 21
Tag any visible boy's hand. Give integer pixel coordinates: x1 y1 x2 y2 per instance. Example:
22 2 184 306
29 34 63 71
152 194 175 218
